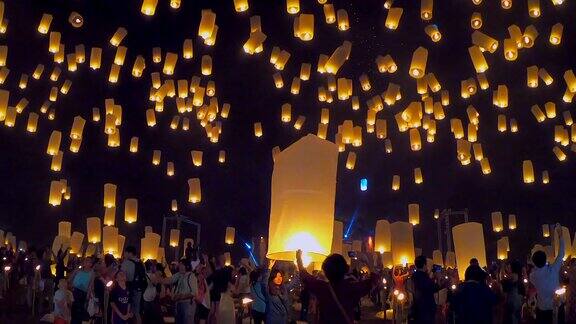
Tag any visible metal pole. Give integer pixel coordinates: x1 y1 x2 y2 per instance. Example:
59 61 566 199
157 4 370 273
437 216 443 253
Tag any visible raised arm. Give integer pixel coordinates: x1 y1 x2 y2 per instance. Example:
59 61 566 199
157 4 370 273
551 224 565 270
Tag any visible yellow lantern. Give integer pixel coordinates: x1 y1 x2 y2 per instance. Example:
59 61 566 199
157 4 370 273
375 220 391 253
89 47 102 70
48 32 60 53
151 150 161 166
253 122 263 137
169 229 180 247
539 68 554 86
233 0 249 12
336 9 349 31
69 232 84 255
108 64 120 84
51 151 63 172
414 167 423 184
409 128 422 151
47 130 62 156
323 4 335 24
497 239 508 260
470 12 482 29
141 234 160 261
503 38 518 61
468 46 488 73
188 178 201 203
471 31 498 53
124 199 138 224
421 0 433 20
508 214 517 230
294 115 306 130
141 0 158 15
345 152 356 170
452 222 486 279
531 105 546 122
102 226 119 255
225 227 235 244
385 7 403 30
409 47 428 79
523 160 535 183
425 24 441 42
527 65 539 88
38 13 53 34
550 23 563 45
86 217 101 243
489 211 503 232
266 135 337 264
103 183 117 208
390 222 415 266
191 150 203 167
522 25 539 48
201 55 212 75
103 207 115 226
109 27 127 46
286 0 300 14
58 221 71 239
564 70 576 92
527 0 540 17
32 64 45 79
26 112 38 133
408 203 420 226
392 175 400 190
198 9 216 39
542 224 550 238
281 103 291 122
553 146 567 161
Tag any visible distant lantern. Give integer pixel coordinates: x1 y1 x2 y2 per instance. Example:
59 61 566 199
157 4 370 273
522 160 535 183
103 183 117 208
414 167 423 184
345 152 356 170
70 116 86 140
141 0 158 15
375 220 391 254
336 9 349 31
102 226 119 255
108 64 120 83
408 203 420 225
171 199 178 212
550 23 563 45
390 222 415 266
531 105 546 122
470 12 482 29
104 207 115 226
48 32 60 53
124 199 138 223
360 178 368 191
409 129 422 151
425 24 441 42
47 130 62 156
492 212 503 232
225 227 235 244
188 178 201 203
26 112 38 133
169 229 180 247
553 146 567 162
38 13 53 34
539 68 554 86
201 55 212 75
472 31 498 53
564 70 576 93
152 150 161 165
468 46 488 73
542 224 550 238
392 175 400 190
267 135 338 264
51 151 63 172
286 0 300 14
542 170 549 184
508 214 517 230
503 38 518 61
497 239 508 260
68 12 83 28
90 48 102 69
409 47 428 79
528 0 540 17
198 9 217 39
86 217 102 243
323 4 336 24
218 150 226 163
421 0 433 20
234 0 249 12
191 150 203 167
453 222 486 280
141 234 160 261
69 232 84 255
109 27 127 47
385 7 403 30
49 181 63 206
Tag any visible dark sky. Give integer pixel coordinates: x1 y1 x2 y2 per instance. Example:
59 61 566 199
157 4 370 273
0 0 575 262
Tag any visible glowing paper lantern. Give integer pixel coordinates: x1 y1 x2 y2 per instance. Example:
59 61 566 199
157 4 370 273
47 130 62 156
104 207 115 226
375 220 391 254
550 23 563 45
188 178 201 203
409 47 428 79
432 250 443 266
225 227 235 244
523 160 535 183
564 70 576 93
385 7 403 30
390 222 415 266
542 224 550 238
542 170 550 184
169 229 180 247
336 9 349 31
527 0 540 17
198 10 216 39
141 0 158 15
468 46 487 73
102 183 116 208
124 199 138 224
38 13 53 34
470 12 482 29
266 135 338 264
497 239 508 260
408 204 420 225
539 68 554 86
492 212 503 232
286 0 300 14
141 235 159 261
26 112 38 133
110 27 127 46
452 222 486 280
425 24 441 42
508 214 517 230
69 232 84 255
102 226 118 255
472 31 498 53
345 152 356 170
86 217 101 243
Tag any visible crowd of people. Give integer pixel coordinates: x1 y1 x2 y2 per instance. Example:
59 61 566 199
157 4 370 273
0 225 574 324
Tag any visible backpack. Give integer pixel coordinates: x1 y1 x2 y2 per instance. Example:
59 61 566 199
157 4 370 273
131 260 148 292
143 273 157 302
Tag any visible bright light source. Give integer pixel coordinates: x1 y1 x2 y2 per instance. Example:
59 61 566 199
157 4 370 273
242 297 253 305
360 178 368 191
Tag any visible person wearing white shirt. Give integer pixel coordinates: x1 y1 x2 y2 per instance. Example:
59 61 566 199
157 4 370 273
165 259 198 324
529 223 565 324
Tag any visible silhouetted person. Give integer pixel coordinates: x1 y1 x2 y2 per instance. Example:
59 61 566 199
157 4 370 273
408 255 439 323
530 223 565 324
296 250 378 324
451 265 497 324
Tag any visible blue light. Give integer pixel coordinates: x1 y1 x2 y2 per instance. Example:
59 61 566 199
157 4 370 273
244 242 252 250
360 178 368 191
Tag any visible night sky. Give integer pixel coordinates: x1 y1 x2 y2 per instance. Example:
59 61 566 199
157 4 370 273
0 0 575 262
